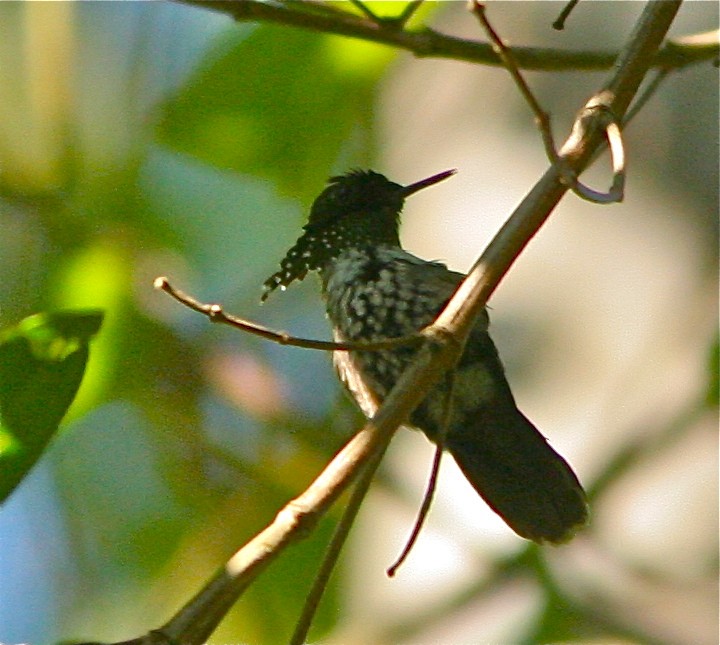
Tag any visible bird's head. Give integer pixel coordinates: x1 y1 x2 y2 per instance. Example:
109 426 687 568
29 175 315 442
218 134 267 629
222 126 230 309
261 168 456 301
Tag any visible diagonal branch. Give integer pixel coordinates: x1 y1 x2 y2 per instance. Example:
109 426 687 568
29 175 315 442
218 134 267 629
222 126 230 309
154 323 464 645
289 439 388 645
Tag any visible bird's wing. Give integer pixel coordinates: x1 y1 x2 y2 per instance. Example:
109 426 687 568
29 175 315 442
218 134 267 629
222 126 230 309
399 257 465 298
332 329 382 419
397 257 490 331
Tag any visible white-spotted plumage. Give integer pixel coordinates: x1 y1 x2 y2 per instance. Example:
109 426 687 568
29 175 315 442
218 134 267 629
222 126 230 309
261 169 588 543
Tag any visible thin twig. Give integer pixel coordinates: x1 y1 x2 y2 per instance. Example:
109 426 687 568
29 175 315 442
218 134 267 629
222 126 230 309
470 0 560 167
387 372 456 577
419 1 682 348
152 325 464 645
470 0 626 205
570 67 668 205
348 0 378 22
552 0 581 31
397 0 425 27
623 67 671 125
289 443 388 645
154 276 424 352
565 102 626 204
349 0 426 29
574 68 668 202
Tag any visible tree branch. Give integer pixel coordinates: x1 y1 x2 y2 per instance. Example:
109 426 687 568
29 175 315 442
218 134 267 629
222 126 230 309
152 324 464 645
289 441 387 645
173 0 716 71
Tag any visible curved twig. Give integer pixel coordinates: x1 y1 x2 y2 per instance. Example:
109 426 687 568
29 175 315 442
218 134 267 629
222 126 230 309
470 1 562 169
564 101 626 204
553 0 581 31
387 372 455 578
289 443 387 645
471 1 626 205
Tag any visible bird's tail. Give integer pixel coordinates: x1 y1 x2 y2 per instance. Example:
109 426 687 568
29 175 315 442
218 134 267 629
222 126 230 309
446 404 588 544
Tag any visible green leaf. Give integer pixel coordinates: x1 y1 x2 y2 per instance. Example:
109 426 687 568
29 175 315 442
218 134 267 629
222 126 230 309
0 310 103 503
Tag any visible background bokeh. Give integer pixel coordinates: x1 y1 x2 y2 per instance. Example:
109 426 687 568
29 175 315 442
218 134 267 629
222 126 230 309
0 2 717 644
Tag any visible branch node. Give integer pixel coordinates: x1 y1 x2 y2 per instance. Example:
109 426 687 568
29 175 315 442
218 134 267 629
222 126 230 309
421 324 465 368
278 501 318 539
208 304 224 321
349 0 380 23
565 99 626 204
153 276 169 291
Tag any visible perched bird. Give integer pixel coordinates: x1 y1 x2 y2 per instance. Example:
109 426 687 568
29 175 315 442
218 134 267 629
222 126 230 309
262 169 587 543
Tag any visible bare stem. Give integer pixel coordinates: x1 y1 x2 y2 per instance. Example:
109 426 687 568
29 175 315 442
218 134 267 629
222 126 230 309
348 0 378 22
154 276 424 352
289 443 388 645
153 324 464 645
397 0 426 27
470 1 559 166
624 67 671 124
434 2 682 339
470 0 626 205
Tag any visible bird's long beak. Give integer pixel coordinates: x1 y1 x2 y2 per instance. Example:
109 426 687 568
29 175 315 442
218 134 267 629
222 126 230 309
400 168 457 198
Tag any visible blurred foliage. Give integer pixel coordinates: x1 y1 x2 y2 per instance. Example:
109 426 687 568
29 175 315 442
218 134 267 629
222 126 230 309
0 2 716 645
158 23 394 203
0 310 103 502
0 2 396 642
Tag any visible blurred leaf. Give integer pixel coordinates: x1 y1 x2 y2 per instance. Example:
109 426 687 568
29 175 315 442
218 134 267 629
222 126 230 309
0 2 75 195
158 24 396 203
50 243 129 418
0 310 103 503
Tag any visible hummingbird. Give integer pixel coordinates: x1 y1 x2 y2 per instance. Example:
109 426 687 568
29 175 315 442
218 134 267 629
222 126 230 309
261 169 588 544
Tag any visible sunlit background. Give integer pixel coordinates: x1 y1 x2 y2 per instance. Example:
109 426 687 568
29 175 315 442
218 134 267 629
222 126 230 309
0 2 717 644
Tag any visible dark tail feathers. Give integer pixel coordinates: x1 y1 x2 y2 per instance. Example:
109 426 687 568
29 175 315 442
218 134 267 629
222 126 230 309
446 405 588 544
